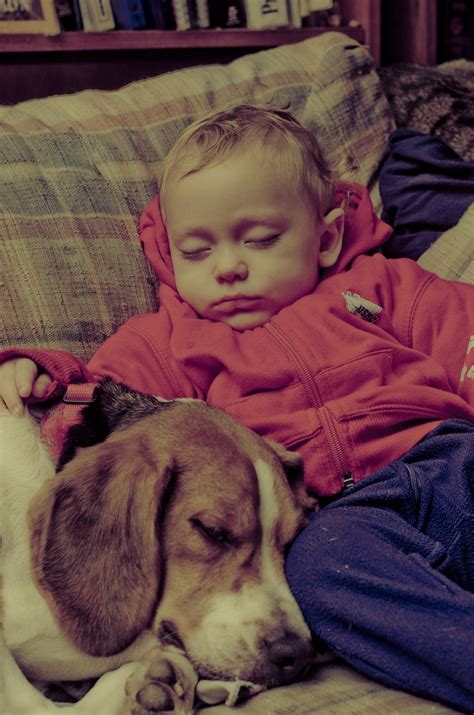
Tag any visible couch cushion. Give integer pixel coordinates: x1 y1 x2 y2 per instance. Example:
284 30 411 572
0 32 393 361
418 204 474 283
378 60 474 162
205 661 458 713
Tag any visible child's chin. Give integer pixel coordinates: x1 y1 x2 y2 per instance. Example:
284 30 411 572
221 310 271 331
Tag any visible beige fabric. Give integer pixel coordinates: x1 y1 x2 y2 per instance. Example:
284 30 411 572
205 662 457 713
418 204 474 282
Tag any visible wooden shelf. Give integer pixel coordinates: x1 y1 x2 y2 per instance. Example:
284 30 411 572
0 27 364 53
0 26 367 104
0 1 379 103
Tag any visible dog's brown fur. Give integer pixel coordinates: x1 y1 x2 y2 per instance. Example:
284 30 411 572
2 380 318 715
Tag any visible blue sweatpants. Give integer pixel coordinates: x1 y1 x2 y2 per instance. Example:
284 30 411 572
285 420 474 712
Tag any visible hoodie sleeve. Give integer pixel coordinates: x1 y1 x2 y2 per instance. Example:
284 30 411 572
1 308 194 407
408 270 474 405
379 258 474 406
0 347 93 405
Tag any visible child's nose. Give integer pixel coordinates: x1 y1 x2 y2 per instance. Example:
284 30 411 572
215 249 249 283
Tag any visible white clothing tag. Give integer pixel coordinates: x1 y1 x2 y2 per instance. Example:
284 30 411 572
342 291 383 323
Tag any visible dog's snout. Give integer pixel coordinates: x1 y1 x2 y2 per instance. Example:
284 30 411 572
265 635 313 683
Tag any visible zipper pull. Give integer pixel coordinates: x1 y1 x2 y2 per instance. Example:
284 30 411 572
343 472 354 488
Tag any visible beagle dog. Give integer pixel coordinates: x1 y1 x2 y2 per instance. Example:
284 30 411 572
1 379 319 715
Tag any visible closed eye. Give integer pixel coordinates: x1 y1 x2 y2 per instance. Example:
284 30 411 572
245 235 281 248
180 248 211 261
191 518 238 548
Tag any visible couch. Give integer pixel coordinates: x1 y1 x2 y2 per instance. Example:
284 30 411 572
1 31 471 714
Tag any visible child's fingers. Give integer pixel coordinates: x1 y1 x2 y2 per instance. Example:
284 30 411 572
0 360 30 413
15 358 39 398
0 362 21 412
32 373 52 398
0 358 46 414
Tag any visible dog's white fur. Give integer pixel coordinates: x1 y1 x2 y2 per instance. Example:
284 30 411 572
1 387 315 715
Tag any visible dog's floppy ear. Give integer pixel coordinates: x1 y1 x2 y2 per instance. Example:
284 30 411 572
266 439 319 513
57 378 168 470
30 425 176 657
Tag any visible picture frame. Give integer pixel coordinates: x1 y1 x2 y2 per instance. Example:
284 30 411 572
0 0 61 34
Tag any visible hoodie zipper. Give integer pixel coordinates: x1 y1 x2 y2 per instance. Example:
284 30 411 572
266 323 354 488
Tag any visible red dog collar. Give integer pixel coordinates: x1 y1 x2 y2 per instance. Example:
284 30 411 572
41 382 97 463
63 382 97 420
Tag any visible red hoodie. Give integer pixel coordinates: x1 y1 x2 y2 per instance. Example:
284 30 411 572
3 183 473 496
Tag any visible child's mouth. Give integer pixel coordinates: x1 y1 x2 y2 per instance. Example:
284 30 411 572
213 297 261 314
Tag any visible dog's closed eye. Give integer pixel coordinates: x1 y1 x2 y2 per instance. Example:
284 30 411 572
191 518 238 548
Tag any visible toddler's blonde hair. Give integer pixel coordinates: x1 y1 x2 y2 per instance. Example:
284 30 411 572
160 104 333 220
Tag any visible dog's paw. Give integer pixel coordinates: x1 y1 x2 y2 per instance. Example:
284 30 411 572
123 646 198 715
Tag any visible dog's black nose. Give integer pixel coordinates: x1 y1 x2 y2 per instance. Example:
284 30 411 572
265 635 313 683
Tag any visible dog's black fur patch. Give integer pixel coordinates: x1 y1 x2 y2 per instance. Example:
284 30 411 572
56 378 174 471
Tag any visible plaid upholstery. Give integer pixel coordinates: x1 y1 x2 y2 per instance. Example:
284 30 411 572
0 32 394 361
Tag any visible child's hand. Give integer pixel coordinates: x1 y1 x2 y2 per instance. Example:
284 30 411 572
0 358 52 414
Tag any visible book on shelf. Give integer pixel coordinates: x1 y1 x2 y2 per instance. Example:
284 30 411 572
78 0 114 31
438 0 473 61
243 0 289 29
184 0 210 28
302 0 342 28
110 0 146 28
171 0 191 29
141 0 166 28
208 0 246 28
299 0 309 19
143 0 176 28
286 0 301 27
55 0 83 29
0 0 61 34
194 0 210 28
309 0 332 8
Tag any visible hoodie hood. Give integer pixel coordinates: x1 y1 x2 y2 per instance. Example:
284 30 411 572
139 181 392 301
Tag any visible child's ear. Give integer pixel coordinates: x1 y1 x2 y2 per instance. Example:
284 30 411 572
318 208 344 268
